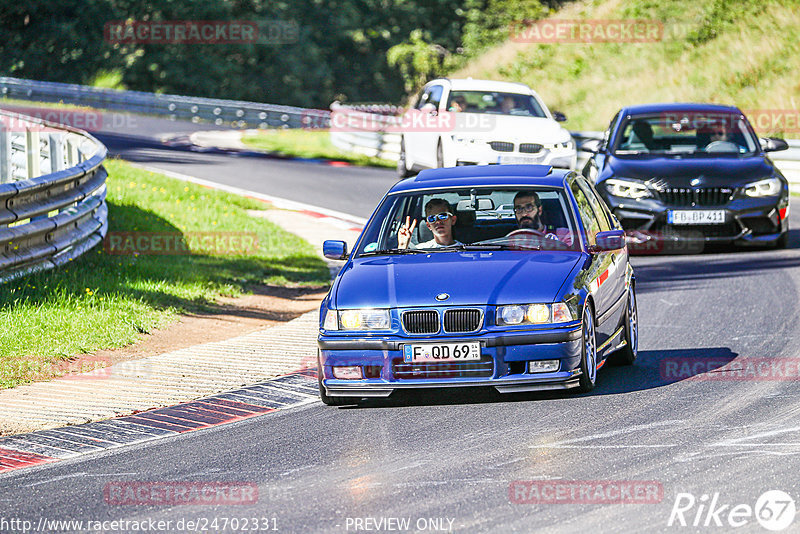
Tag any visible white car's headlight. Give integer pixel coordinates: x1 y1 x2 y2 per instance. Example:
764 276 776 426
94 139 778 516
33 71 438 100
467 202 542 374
496 303 574 326
338 309 391 330
605 178 653 199
451 135 480 144
743 177 781 197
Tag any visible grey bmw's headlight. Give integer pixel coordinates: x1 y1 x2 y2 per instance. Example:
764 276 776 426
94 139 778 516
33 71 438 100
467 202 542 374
605 178 653 199
338 309 391 330
743 177 781 197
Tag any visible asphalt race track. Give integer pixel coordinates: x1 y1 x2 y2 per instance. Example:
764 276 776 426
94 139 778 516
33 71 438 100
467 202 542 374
2 113 800 533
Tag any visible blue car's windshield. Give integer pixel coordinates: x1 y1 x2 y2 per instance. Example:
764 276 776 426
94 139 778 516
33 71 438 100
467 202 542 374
612 112 759 157
355 186 580 257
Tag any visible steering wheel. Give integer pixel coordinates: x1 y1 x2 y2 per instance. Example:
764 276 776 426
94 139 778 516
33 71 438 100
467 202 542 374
507 228 545 238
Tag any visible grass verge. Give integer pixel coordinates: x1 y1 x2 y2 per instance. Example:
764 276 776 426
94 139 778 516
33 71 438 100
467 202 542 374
453 0 800 135
0 158 330 389
241 128 395 168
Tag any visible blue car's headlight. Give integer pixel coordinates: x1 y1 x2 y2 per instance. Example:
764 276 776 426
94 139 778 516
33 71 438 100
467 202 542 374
334 309 391 331
605 178 653 199
497 303 573 326
743 177 781 197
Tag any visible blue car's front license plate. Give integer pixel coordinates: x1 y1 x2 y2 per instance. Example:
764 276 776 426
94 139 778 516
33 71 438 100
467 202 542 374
403 342 481 363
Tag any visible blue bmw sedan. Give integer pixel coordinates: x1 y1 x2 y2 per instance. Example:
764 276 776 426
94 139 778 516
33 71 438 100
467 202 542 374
317 165 636 405
582 103 790 249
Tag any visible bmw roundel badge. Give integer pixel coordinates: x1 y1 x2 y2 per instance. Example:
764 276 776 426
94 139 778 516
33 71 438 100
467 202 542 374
435 293 450 301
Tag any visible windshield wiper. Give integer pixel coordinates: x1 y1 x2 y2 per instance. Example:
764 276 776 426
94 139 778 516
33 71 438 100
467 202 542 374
458 243 506 250
359 248 428 256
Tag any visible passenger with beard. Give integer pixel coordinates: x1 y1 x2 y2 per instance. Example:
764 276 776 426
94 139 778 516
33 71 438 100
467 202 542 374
511 191 573 246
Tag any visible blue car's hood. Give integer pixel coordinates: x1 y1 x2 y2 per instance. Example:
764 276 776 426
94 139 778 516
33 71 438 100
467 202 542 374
606 155 776 187
333 251 583 309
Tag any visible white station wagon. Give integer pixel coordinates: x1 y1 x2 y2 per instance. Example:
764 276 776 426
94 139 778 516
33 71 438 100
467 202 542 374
398 78 577 177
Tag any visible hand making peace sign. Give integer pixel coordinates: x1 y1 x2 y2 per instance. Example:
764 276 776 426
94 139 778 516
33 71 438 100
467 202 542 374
397 216 417 249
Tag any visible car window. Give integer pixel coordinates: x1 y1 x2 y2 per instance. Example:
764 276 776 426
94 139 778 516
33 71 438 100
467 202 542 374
570 180 602 246
577 179 611 232
355 186 579 255
427 85 443 109
612 113 758 156
445 90 546 117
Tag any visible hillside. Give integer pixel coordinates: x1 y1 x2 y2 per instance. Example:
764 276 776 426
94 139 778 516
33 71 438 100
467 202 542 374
452 0 800 135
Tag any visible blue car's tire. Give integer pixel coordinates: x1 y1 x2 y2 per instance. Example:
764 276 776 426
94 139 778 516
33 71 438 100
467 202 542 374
577 303 597 393
617 285 639 365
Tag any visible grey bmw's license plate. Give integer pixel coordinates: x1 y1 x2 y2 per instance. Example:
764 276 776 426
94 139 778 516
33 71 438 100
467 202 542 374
403 342 480 363
668 210 726 225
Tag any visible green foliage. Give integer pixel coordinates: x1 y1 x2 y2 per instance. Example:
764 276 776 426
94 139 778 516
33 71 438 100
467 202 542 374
0 0 562 106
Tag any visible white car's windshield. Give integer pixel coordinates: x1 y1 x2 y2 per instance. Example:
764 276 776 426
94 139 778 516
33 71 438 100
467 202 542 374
356 186 579 256
612 113 759 156
446 91 547 118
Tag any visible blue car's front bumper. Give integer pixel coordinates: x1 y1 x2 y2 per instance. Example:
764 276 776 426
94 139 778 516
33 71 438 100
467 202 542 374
318 324 583 397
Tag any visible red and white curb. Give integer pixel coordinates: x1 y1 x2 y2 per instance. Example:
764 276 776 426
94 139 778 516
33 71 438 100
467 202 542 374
0 371 318 476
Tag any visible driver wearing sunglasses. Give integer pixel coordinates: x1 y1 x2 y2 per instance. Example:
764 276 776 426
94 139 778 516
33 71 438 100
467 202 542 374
397 198 462 249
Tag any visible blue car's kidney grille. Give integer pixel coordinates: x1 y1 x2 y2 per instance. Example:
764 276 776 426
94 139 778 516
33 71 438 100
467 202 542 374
402 310 439 334
392 356 494 379
656 187 733 206
443 309 482 333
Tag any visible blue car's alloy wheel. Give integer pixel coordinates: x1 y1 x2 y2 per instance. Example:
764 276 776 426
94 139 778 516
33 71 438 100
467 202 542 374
577 304 597 392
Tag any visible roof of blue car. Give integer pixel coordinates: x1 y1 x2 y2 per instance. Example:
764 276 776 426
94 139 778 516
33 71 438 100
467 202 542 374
390 165 572 194
620 102 742 116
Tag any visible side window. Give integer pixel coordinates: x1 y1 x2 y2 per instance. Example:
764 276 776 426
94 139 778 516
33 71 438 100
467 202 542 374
570 181 602 246
603 111 620 150
427 85 443 110
415 88 430 110
577 179 611 232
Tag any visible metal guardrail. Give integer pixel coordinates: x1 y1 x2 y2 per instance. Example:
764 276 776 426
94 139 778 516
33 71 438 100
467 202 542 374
328 103 401 160
0 76 326 130
0 109 107 283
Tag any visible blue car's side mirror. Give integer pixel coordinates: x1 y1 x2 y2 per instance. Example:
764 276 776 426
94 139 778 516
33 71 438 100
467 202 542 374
323 240 348 260
591 230 626 252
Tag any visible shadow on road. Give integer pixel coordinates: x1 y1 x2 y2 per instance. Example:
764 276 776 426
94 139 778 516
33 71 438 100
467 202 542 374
338 347 738 409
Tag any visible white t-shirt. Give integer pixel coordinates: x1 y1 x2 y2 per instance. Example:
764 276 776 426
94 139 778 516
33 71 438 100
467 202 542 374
413 239 462 249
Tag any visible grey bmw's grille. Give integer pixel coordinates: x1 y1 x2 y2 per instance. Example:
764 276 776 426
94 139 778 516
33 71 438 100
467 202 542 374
402 310 439 334
443 309 482 333
656 187 733 207
489 141 514 152
519 143 544 153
